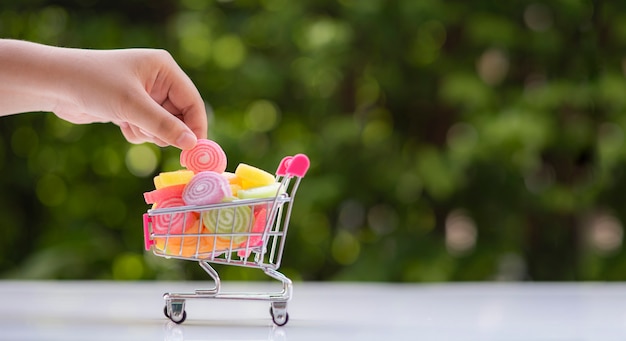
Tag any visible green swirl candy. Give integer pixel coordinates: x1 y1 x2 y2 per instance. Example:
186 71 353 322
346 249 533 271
202 205 252 245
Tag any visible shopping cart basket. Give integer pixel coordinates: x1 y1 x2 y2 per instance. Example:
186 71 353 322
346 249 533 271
143 154 310 326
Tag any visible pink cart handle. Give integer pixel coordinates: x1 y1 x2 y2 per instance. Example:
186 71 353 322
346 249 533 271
276 156 293 176
287 154 310 177
276 154 310 177
143 214 155 251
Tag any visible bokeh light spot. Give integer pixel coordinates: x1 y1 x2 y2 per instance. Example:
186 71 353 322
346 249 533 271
445 209 477 255
477 48 509 85
300 212 331 245
112 253 144 280
410 20 447 65
213 34 246 69
245 100 280 132
447 123 478 151
47 116 84 142
307 19 338 49
175 16 212 67
524 3 553 32
331 230 360 265
584 211 623 255
125 145 159 177
362 120 392 147
36 173 67 207
33 6 68 42
367 204 397 235
92 147 122 176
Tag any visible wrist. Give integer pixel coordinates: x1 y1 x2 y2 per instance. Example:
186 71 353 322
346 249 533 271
0 39 75 116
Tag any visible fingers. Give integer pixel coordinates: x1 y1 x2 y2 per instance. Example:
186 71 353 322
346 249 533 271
118 121 169 147
158 56 208 140
116 49 207 149
161 97 208 141
121 94 199 150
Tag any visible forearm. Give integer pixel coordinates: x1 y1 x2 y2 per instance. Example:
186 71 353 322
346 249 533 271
0 39 206 149
0 39 72 116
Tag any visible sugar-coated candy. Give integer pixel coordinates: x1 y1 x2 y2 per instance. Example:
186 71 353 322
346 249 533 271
229 184 242 196
222 172 242 196
237 182 284 199
237 206 269 257
154 170 194 189
144 184 185 205
182 171 230 206
155 220 233 257
234 163 275 189
180 139 227 174
151 198 198 235
221 172 241 185
202 205 252 245
195 235 233 256
156 221 201 257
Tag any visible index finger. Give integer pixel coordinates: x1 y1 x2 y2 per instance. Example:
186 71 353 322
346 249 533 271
161 62 208 140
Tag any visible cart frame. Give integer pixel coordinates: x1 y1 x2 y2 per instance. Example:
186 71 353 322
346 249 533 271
143 154 310 326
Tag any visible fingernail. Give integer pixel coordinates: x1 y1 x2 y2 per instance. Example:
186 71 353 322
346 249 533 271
176 131 197 150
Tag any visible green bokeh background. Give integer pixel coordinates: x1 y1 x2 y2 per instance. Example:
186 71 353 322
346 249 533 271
2 0 626 282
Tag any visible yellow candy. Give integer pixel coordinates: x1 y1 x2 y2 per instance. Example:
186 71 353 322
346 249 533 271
221 171 242 185
235 163 275 189
154 170 194 189
237 182 283 199
229 183 242 196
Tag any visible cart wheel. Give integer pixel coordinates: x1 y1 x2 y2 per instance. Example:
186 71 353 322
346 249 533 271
164 299 187 324
270 304 289 326
164 305 187 324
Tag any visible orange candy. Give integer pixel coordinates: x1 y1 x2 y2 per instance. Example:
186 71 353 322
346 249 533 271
155 218 233 258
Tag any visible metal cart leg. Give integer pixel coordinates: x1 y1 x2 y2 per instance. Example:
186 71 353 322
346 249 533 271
196 260 221 295
264 268 292 326
263 268 293 301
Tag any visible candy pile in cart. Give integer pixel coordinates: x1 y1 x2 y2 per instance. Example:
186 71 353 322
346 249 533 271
143 139 292 258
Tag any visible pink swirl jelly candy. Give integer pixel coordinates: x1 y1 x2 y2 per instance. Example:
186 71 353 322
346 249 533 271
180 139 227 174
154 214 201 256
143 184 186 205
152 196 198 235
182 171 231 206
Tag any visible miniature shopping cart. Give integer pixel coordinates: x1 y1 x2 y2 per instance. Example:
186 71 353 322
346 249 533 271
143 154 310 326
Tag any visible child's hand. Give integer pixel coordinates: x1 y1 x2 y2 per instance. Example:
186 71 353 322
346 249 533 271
0 40 207 150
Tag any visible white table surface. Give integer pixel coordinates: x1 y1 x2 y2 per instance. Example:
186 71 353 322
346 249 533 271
1 280 625 340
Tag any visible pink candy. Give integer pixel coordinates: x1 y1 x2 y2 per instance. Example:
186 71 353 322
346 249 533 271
152 197 199 235
143 184 186 205
237 206 269 257
182 171 231 206
180 139 227 174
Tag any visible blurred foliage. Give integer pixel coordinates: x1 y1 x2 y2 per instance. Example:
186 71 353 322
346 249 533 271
2 0 626 282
